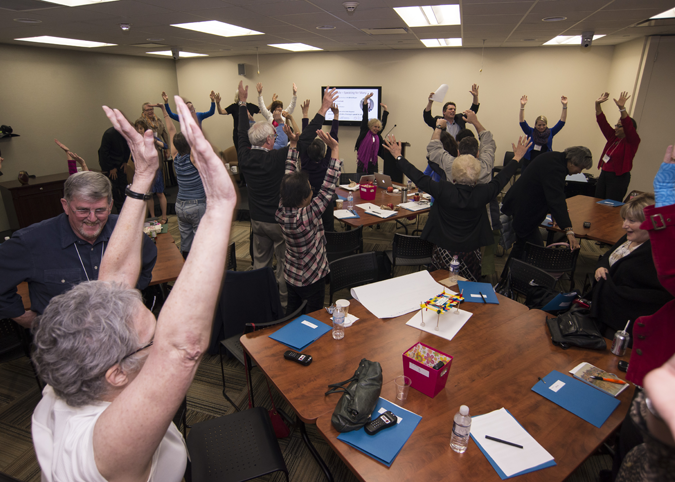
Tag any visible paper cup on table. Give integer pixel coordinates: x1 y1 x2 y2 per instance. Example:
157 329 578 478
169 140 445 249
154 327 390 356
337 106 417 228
335 299 350 317
431 84 448 103
336 199 343 209
395 375 412 402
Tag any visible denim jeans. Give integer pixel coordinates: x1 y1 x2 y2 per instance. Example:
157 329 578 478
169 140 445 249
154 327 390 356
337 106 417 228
175 199 206 254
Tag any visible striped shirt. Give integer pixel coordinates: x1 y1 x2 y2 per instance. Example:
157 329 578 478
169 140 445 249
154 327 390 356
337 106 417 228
174 153 205 201
275 148 342 288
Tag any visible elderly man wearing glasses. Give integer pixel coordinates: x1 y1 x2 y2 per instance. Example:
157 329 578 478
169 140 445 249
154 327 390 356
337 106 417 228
0 171 157 328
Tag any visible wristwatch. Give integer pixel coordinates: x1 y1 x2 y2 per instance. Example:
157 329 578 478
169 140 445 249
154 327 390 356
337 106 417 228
436 125 444 129
125 185 152 200
396 156 403 161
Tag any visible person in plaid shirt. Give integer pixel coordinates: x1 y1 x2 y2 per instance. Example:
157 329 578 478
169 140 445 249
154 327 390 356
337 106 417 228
276 87 342 315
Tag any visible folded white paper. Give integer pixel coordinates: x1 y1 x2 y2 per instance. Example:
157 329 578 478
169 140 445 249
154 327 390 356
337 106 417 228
431 84 449 103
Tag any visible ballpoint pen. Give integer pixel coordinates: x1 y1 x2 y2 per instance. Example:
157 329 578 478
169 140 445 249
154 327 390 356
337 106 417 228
478 291 487 304
485 435 523 449
590 376 627 384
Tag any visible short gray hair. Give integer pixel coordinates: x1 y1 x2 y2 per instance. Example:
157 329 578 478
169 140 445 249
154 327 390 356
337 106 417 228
564 146 593 170
248 121 276 147
64 171 113 204
32 281 145 407
451 154 481 185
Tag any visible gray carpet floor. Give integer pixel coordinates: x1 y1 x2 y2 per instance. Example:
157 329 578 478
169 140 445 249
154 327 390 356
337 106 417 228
0 213 614 481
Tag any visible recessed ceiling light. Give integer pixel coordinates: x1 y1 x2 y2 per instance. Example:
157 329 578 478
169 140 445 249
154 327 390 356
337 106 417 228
15 36 116 48
316 25 336 30
147 50 208 58
544 34 605 45
268 43 322 52
171 20 263 38
651 7 675 19
41 0 119 6
147 38 165 42
421 38 462 48
394 5 461 27
542 16 567 22
13 18 42 24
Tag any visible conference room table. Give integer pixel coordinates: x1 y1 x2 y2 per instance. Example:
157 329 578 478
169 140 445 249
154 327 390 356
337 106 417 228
18 232 183 310
335 184 430 231
544 195 627 246
240 270 633 481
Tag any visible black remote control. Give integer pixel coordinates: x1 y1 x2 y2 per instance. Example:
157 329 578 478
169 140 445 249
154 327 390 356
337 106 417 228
283 350 312 366
364 411 397 435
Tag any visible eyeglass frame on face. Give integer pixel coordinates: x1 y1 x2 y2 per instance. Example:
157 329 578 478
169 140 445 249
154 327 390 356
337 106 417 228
121 340 153 361
68 202 110 218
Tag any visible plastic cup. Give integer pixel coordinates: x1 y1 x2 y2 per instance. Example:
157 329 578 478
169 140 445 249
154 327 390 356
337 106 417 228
336 199 344 209
395 375 412 402
335 299 350 317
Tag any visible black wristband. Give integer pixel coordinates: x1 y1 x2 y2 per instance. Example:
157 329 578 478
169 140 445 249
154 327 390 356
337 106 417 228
125 185 152 200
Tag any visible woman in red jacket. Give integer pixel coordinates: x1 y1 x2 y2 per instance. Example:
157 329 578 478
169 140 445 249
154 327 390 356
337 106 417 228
594 91 641 202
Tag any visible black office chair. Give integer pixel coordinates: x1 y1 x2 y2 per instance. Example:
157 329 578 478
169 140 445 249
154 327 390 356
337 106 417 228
328 252 379 303
187 407 289 482
0 471 22 482
507 259 557 299
491 151 520 188
325 226 363 262
339 172 364 185
522 242 580 291
385 234 433 276
0 318 43 390
227 242 236 271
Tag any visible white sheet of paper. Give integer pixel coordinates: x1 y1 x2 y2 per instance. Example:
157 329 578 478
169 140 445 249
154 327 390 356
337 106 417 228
398 201 430 212
365 209 397 219
339 184 359 191
351 271 453 319
355 202 379 210
431 84 448 103
334 209 358 219
405 308 472 341
565 173 587 183
471 408 554 478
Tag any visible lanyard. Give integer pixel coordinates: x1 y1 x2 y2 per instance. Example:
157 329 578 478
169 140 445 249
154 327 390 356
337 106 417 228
606 138 623 158
74 242 105 282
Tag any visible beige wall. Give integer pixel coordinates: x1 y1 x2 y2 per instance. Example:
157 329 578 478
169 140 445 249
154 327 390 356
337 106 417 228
0 44 178 231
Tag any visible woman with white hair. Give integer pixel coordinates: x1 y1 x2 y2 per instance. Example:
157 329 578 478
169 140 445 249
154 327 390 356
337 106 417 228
384 135 530 281
355 93 389 174
31 96 237 482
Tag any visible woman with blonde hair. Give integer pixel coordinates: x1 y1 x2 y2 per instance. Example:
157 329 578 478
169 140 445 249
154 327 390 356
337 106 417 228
518 95 567 170
355 93 389 174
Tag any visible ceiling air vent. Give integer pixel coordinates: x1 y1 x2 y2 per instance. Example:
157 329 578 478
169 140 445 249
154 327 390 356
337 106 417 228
362 27 409 35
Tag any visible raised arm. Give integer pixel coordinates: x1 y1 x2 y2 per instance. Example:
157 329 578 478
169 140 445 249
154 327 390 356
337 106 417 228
201 91 216 119
162 91 179 122
284 112 299 135
519 95 527 123
55 139 88 171
159 104 178 159
431 118 447 141
614 91 630 120
463 110 485 135
256 83 273 123
595 91 609 116
560 96 568 122
470 84 480 110
286 83 298 115
238 81 252 151
215 92 228 115
329 103 339 142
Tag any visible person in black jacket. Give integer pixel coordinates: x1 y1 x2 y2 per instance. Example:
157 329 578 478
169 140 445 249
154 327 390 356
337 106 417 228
501 147 592 261
591 193 673 343
354 93 388 174
98 127 131 213
423 84 480 139
384 135 530 282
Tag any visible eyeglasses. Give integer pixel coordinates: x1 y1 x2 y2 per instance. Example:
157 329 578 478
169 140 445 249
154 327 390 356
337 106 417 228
71 206 109 218
121 340 153 361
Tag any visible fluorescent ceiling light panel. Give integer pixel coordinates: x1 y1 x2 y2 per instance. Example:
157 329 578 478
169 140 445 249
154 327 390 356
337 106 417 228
147 51 208 58
15 36 115 48
421 38 462 47
268 43 322 52
651 7 675 19
41 0 119 6
171 20 263 37
394 5 461 27
544 34 605 45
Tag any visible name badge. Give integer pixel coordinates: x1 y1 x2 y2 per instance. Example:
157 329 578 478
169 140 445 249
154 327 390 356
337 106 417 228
602 154 611 163
533 144 542 151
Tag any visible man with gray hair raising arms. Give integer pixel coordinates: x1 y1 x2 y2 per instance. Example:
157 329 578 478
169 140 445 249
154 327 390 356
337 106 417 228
0 171 157 328
237 80 289 306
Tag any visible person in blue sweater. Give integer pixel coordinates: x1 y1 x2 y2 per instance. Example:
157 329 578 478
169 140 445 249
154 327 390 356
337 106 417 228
161 90 216 127
518 94 567 171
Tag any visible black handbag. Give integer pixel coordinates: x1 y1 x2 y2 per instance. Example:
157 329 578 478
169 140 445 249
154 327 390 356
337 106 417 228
325 358 382 433
545 305 607 350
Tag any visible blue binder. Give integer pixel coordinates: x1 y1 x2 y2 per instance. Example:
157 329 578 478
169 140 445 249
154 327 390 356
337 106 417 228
541 292 578 313
268 315 331 351
597 199 624 207
457 281 499 304
337 398 422 467
471 408 557 480
531 370 621 428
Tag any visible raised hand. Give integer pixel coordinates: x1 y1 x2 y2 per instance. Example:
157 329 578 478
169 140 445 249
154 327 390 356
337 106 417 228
174 96 236 205
272 93 278 103
511 136 532 161
161 91 169 104
54 138 70 152
284 124 299 145
282 110 291 119
462 109 478 125
428 92 435 102
364 93 373 105
256 82 263 94
436 119 447 129
214 92 221 104
238 81 248 103
380 103 388 112
209 90 216 102
102 106 158 184
561 95 568 106
316 129 337 150
301 99 310 117
330 103 339 117
614 91 630 109
322 87 339 113
292 82 297 96
383 135 402 159
520 95 528 107
664 144 675 165
470 84 479 97
596 92 609 104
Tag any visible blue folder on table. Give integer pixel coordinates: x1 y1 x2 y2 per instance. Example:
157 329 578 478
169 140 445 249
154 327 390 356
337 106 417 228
597 199 624 207
337 397 422 467
457 281 499 304
471 408 557 480
541 292 578 313
532 370 620 428
268 315 331 351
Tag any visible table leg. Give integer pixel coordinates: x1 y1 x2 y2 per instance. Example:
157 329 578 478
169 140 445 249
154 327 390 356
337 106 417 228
298 419 334 482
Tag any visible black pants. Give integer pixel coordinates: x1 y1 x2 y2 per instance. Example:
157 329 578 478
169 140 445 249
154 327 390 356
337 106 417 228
357 160 378 175
107 170 128 214
595 170 630 202
286 276 326 316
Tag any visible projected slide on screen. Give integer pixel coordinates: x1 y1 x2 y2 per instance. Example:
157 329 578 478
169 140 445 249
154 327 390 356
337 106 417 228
321 86 382 127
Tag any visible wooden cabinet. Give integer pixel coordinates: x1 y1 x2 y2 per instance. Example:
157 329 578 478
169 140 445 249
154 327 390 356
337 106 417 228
0 172 70 231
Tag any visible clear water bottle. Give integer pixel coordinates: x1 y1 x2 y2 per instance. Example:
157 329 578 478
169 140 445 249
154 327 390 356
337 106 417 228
347 192 354 210
450 255 460 274
450 405 471 453
332 305 345 340
407 179 413 192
